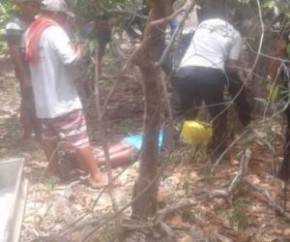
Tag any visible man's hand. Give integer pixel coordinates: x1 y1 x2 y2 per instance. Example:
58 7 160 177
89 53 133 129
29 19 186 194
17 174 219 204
225 59 239 73
73 43 83 61
20 77 32 91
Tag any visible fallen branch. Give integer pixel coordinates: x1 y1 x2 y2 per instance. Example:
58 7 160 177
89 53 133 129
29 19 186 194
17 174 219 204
228 147 251 194
157 198 197 221
82 159 169 241
157 197 243 241
159 221 175 238
57 157 141 238
209 147 251 205
149 7 185 26
245 178 290 222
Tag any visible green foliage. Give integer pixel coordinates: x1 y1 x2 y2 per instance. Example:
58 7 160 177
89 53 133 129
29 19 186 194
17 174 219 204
98 0 142 11
0 1 16 50
237 0 290 19
44 175 59 190
70 0 143 21
0 1 15 51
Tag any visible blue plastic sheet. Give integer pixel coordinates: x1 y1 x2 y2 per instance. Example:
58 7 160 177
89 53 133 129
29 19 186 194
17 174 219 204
123 130 163 151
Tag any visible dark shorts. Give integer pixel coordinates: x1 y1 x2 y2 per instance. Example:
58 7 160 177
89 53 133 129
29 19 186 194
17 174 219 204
40 110 90 149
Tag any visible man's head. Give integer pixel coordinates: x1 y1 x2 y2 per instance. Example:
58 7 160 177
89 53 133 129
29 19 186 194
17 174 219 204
15 0 40 19
197 0 243 27
41 0 74 25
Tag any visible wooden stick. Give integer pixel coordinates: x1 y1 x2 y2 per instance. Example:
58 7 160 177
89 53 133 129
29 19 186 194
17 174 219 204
245 178 290 221
149 7 185 26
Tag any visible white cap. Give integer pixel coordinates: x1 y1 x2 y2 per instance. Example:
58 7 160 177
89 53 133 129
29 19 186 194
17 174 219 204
42 0 74 17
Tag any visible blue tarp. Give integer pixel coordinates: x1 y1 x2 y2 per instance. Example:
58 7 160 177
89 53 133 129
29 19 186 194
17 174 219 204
123 130 163 150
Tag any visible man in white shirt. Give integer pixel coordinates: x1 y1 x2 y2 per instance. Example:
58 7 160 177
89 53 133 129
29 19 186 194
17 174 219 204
25 0 109 187
171 9 248 158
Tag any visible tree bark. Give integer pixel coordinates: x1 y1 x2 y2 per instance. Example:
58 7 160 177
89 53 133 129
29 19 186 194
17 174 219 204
131 0 172 219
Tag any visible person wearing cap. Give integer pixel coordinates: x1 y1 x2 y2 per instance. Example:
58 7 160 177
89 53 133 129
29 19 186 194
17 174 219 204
5 0 41 141
25 0 110 187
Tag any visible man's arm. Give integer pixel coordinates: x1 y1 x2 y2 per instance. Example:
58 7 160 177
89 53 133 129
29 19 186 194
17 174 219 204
225 33 252 127
5 18 31 90
50 26 82 66
8 43 31 89
225 31 242 74
225 59 240 73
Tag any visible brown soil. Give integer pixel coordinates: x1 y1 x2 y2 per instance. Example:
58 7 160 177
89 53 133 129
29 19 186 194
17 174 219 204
1 53 290 242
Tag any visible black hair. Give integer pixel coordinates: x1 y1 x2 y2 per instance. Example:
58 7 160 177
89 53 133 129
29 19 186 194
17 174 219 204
197 0 243 25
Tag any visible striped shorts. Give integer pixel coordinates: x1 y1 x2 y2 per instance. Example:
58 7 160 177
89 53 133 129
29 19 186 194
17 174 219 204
40 110 90 149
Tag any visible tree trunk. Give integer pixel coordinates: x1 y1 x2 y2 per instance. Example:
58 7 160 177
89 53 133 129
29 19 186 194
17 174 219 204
131 0 172 219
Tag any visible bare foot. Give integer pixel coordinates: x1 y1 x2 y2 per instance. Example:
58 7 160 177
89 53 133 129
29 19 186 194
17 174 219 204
89 174 119 189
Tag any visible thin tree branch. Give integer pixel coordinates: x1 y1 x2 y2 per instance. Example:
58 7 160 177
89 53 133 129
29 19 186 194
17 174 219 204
155 0 196 68
149 7 185 26
245 0 265 81
92 40 121 239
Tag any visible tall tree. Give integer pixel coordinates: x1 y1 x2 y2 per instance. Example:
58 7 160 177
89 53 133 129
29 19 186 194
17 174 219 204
131 0 173 219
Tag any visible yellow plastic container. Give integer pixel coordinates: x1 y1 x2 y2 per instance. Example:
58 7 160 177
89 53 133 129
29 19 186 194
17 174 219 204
180 121 212 145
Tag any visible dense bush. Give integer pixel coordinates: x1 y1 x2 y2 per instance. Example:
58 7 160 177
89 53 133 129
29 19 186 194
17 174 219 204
0 1 15 51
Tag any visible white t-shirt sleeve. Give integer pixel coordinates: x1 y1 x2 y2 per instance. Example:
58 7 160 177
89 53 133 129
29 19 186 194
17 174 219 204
49 26 77 64
229 31 242 60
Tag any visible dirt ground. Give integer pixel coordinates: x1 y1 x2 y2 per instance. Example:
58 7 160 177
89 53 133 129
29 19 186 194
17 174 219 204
1 52 290 242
